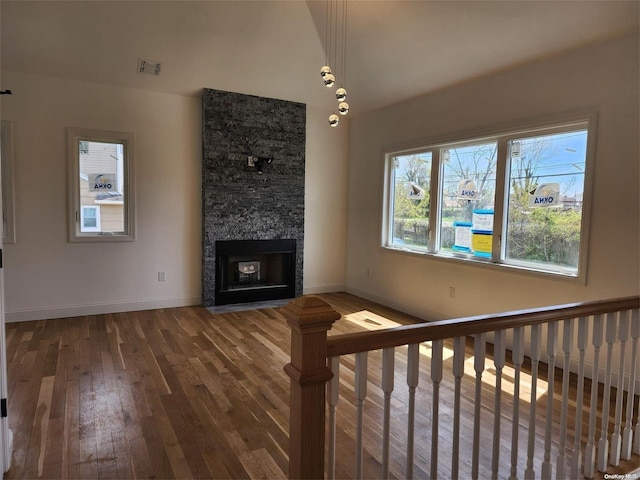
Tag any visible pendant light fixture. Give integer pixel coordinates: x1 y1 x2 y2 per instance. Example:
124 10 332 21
321 0 349 127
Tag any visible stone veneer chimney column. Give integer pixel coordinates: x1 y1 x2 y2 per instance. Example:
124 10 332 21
201 88 306 307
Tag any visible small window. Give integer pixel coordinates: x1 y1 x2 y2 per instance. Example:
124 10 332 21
67 128 135 242
80 206 101 232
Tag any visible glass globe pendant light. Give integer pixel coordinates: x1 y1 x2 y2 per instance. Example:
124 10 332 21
338 101 349 115
329 114 340 127
336 88 347 102
323 73 336 88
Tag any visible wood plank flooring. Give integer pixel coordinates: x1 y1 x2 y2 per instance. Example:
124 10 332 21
4 292 639 479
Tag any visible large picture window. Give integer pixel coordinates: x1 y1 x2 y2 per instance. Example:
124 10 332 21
67 128 135 242
383 115 594 280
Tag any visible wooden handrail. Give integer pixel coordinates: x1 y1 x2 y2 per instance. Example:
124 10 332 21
326 296 639 358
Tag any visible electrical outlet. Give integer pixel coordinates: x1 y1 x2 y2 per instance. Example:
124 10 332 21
158 271 166 282
449 286 456 298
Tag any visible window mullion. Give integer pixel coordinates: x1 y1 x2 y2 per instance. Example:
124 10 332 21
383 155 396 247
429 149 441 252
492 138 509 263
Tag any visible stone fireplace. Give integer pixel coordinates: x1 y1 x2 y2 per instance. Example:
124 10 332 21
201 88 305 307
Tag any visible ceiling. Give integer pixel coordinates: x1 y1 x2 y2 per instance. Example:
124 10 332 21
1 0 638 116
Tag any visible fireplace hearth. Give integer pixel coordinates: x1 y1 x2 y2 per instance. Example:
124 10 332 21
215 239 296 306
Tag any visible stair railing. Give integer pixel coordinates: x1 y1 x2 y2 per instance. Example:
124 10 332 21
283 295 640 479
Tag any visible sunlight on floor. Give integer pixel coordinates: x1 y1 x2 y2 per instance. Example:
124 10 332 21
343 310 550 402
343 310 410 331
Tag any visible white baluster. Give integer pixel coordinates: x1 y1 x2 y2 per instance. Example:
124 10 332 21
542 321 558 480
431 339 443 480
492 330 506 480
381 348 395 479
472 333 486 480
452 336 465 480
584 314 604 479
610 310 629 466
570 316 588 479
327 356 340 480
355 351 368 479
557 318 574 479
525 324 542 480
597 312 618 472
623 309 639 459
510 326 524 480
406 343 420 479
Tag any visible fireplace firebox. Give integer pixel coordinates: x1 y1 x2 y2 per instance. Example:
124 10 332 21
215 239 296 305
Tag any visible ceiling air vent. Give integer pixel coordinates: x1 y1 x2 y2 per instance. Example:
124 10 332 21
137 59 161 76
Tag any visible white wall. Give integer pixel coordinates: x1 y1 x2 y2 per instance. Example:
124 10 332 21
346 32 639 321
2 70 349 321
304 111 350 295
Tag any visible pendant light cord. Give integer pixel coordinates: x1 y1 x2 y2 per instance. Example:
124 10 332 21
325 0 329 66
341 0 348 88
336 0 340 75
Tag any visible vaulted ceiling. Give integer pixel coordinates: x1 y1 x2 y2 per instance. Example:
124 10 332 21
1 1 638 116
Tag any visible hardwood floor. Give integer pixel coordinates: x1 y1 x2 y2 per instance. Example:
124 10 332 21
4 292 639 479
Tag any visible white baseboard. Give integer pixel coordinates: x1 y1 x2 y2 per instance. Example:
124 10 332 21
5 295 201 323
6 287 344 322
303 283 346 295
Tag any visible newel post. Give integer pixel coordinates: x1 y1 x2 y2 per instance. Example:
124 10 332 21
282 295 340 479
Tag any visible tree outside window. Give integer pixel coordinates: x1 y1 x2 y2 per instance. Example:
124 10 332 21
391 153 431 248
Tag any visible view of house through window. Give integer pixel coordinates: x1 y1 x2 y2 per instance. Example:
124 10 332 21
79 140 125 233
384 118 593 279
67 128 135 242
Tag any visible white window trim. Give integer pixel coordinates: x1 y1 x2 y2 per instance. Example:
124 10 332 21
67 127 135 242
0 121 16 244
382 111 596 284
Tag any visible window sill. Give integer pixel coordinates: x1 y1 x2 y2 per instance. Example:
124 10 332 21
69 232 135 243
382 244 584 284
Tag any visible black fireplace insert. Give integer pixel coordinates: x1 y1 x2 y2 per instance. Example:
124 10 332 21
215 239 296 305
